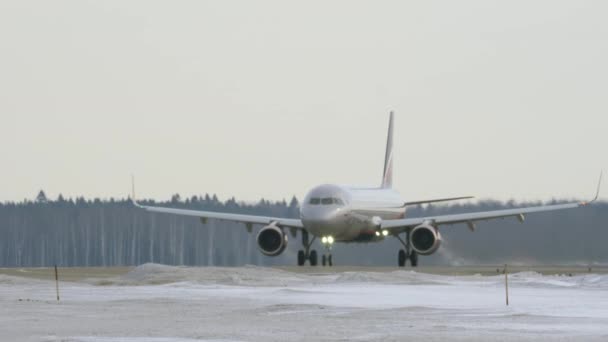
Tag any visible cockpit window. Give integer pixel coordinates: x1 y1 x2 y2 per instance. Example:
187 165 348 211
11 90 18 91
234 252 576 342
321 197 333 205
310 197 345 205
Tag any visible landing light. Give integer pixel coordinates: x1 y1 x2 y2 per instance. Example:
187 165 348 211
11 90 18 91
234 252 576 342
321 236 328 244
382 230 389 236
375 231 380 236
327 236 334 244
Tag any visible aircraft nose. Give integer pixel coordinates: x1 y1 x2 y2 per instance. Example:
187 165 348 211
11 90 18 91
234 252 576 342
301 206 342 223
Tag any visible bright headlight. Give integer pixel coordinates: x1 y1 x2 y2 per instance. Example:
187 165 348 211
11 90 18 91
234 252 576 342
321 236 328 244
327 236 334 244
375 231 380 236
382 230 389 236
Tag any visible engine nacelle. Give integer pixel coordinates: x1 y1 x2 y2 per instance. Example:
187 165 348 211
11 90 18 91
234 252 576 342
256 225 288 256
410 224 442 255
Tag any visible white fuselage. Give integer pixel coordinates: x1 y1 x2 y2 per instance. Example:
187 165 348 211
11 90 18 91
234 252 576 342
300 184 406 242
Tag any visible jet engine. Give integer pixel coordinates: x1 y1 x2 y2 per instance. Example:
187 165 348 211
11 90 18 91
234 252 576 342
410 224 442 255
257 224 288 256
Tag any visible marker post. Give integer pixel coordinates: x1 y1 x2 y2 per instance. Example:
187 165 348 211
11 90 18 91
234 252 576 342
504 264 509 306
54 265 60 302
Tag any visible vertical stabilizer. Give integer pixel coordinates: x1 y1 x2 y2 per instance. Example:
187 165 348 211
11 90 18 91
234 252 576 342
382 112 394 188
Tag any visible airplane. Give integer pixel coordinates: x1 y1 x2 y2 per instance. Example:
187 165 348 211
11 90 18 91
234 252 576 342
132 112 602 267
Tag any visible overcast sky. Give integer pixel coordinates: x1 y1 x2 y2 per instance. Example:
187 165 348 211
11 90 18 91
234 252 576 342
1 1 606 203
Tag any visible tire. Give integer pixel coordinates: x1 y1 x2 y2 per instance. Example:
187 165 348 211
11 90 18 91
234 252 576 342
309 250 318 266
328 254 333 267
410 251 418 267
398 249 406 267
297 250 305 266
322 254 327 266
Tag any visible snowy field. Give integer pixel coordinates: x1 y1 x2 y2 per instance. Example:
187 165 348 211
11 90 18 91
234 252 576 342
1 264 608 341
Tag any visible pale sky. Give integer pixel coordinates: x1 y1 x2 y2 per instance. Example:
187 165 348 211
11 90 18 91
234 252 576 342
1 1 606 203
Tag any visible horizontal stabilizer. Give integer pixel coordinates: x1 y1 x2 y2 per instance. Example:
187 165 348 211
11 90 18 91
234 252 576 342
381 111 394 189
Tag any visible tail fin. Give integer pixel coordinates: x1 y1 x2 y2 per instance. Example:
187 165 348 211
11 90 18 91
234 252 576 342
382 111 394 188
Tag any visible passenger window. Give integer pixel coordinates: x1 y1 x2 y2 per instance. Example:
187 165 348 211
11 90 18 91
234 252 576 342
321 198 333 205
334 198 344 205
309 198 320 205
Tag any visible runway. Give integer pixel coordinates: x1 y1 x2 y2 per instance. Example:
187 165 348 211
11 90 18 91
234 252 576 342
1 264 607 341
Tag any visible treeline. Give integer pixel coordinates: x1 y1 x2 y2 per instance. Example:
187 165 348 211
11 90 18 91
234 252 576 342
0 191 606 267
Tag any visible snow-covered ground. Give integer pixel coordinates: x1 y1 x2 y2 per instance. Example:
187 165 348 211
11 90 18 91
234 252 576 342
1 264 607 341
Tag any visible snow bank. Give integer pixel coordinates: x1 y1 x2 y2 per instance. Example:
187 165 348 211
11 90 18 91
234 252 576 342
87 264 608 290
106 263 308 286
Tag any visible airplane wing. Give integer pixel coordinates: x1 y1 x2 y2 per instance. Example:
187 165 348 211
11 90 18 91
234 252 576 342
403 196 474 206
134 202 304 228
381 201 586 230
383 173 603 231
130 177 304 229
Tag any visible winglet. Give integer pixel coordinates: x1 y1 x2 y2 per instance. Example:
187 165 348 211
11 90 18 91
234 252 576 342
131 175 144 208
581 171 602 206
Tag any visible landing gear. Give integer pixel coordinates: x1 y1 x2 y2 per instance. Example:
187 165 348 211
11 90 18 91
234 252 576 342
297 231 336 266
398 249 406 267
297 248 318 266
410 250 418 267
395 230 419 267
309 250 318 266
321 236 335 267
321 254 333 267
298 230 318 266
397 249 418 267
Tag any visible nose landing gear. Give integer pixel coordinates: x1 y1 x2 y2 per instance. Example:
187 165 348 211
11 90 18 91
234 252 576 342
322 254 333 267
321 235 334 267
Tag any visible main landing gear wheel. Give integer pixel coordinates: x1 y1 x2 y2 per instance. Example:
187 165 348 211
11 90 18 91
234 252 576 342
298 231 318 266
322 254 326 266
398 249 406 267
297 250 306 266
328 254 333 267
395 230 419 267
410 250 418 267
309 250 318 266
